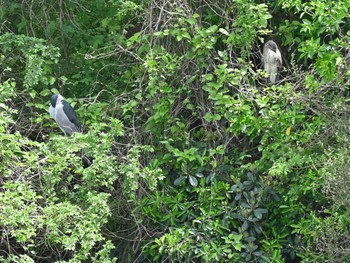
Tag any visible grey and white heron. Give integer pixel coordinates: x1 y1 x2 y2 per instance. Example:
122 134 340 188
49 94 81 135
263 40 282 83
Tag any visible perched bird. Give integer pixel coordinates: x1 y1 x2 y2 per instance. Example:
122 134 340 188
49 94 81 135
263 40 282 83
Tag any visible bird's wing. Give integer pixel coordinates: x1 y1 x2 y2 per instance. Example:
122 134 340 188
275 48 282 65
62 100 81 131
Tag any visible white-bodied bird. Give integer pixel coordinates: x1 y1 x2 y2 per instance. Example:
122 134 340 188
263 40 282 83
49 94 81 135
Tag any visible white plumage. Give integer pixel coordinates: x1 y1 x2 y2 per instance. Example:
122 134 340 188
263 40 282 83
49 94 81 135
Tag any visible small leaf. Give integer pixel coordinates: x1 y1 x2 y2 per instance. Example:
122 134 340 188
243 180 251 186
242 220 249 231
233 242 244 252
182 32 191 39
206 25 218 33
246 172 254 181
241 202 250 209
205 172 215 184
195 172 204 178
233 234 243 242
219 28 230 36
256 208 268 214
253 209 262 219
40 89 51 96
230 185 238 192
244 236 256 242
286 126 292 136
242 191 250 200
254 208 268 219
174 176 186 186
235 193 242 200
189 175 198 187
51 87 60 94
49 76 56 85
29 89 36 99
128 32 141 43
254 224 262 233
187 17 196 25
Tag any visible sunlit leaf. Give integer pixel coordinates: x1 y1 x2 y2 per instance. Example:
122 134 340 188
189 175 198 187
286 126 292 136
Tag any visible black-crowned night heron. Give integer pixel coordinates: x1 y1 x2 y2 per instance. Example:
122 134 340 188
49 94 81 135
263 40 282 83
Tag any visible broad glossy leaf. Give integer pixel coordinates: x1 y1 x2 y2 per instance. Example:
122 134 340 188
195 172 204 178
241 202 250 209
254 208 268 219
242 220 249 231
174 176 186 186
206 172 215 184
189 175 198 187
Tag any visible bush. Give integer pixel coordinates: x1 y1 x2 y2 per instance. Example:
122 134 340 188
1 0 350 262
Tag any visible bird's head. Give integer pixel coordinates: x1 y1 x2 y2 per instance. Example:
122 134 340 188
50 94 64 107
264 40 278 53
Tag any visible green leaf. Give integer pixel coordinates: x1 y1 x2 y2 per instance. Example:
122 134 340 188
128 32 141 44
174 176 186 186
241 202 250 209
40 89 51 96
242 220 249 231
51 88 59 94
206 173 215 184
195 173 204 178
49 76 56 85
188 175 198 187
182 32 191 39
253 208 268 219
234 242 244 252
219 28 230 36
29 89 36 99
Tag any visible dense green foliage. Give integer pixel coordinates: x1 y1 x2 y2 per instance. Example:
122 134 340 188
1 0 350 262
